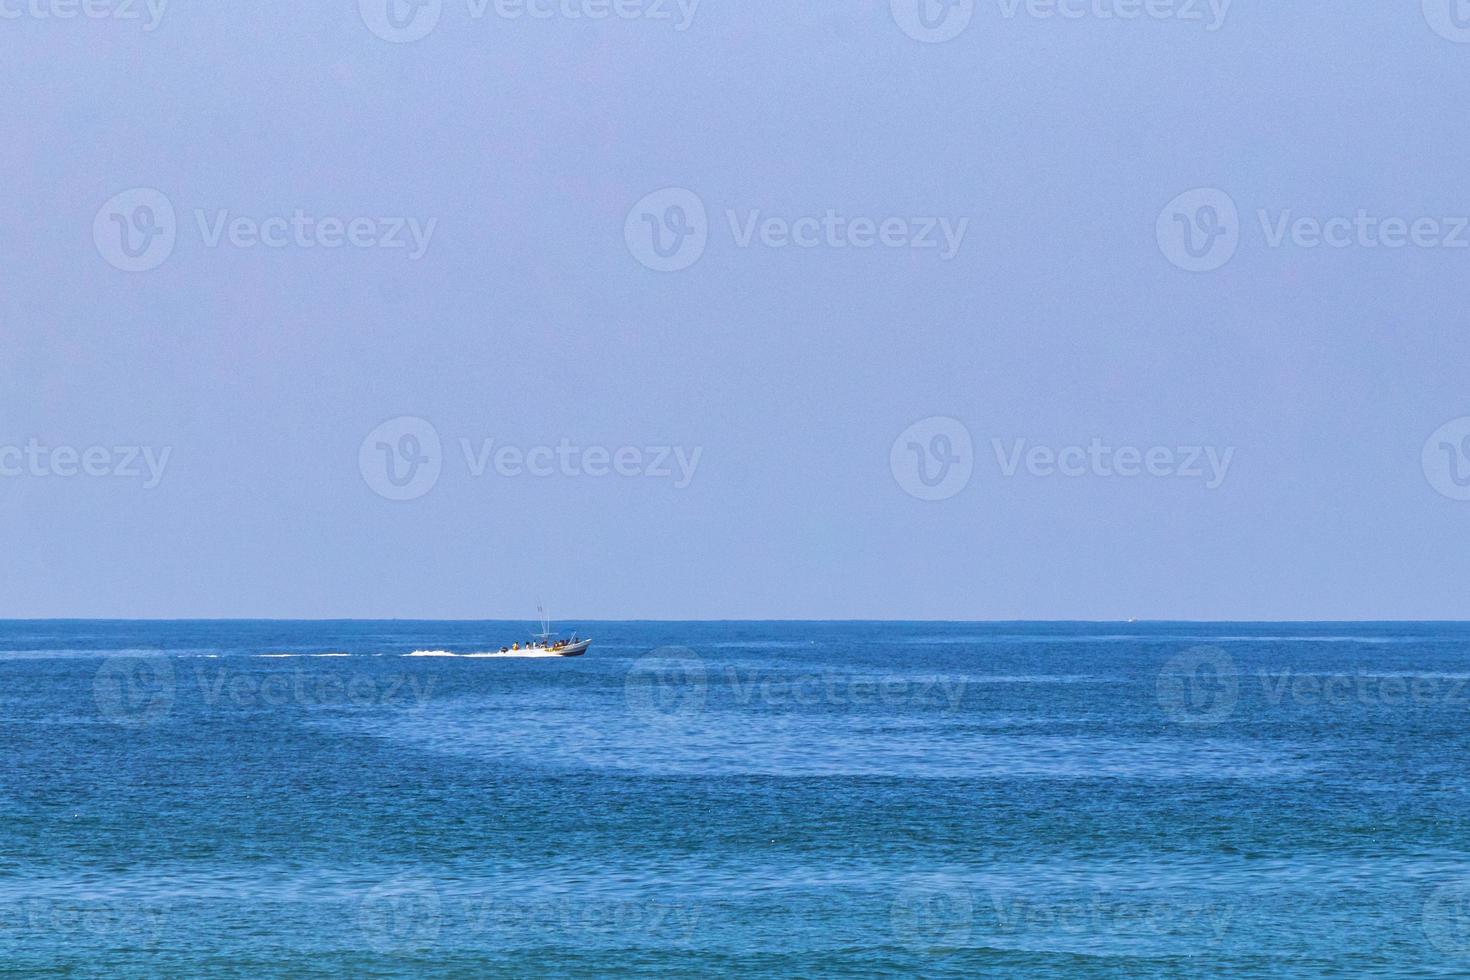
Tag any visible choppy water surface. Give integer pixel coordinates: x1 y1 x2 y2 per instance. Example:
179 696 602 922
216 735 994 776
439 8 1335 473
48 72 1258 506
3 621 1470 976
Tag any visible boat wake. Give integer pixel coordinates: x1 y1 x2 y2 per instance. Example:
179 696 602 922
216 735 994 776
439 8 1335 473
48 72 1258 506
405 649 569 659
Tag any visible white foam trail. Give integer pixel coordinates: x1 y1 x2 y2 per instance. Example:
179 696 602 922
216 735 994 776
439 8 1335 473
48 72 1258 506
405 649 567 659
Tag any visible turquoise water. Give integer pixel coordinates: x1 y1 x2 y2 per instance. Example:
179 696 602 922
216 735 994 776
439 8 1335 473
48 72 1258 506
4 621 1470 976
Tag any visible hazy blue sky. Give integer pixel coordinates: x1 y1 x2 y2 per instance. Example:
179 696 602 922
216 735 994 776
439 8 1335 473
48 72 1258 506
3 1 1470 619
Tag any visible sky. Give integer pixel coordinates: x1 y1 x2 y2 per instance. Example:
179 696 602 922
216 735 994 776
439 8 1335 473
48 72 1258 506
2 1 1470 620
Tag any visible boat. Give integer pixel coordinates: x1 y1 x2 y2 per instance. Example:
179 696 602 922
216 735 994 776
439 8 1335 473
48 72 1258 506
543 637 591 657
501 606 591 657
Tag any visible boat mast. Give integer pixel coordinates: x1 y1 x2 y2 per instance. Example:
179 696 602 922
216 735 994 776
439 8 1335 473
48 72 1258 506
535 602 554 646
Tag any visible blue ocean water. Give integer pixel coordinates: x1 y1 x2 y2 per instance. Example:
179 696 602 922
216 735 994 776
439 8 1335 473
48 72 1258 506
3 621 1470 977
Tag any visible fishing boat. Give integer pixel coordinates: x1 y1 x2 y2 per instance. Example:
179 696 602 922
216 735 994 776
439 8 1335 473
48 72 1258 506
543 637 592 657
502 606 591 657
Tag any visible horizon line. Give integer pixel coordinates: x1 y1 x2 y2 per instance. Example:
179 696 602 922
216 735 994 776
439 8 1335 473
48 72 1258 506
3 617 1469 625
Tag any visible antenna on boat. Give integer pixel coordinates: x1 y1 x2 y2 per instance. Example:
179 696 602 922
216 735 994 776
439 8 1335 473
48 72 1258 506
535 602 553 645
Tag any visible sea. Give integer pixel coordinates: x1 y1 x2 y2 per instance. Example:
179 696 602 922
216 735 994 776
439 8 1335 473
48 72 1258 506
3 620 1470 977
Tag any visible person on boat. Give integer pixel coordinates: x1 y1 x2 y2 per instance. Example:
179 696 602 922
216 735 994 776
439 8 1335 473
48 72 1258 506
512 641 518 650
